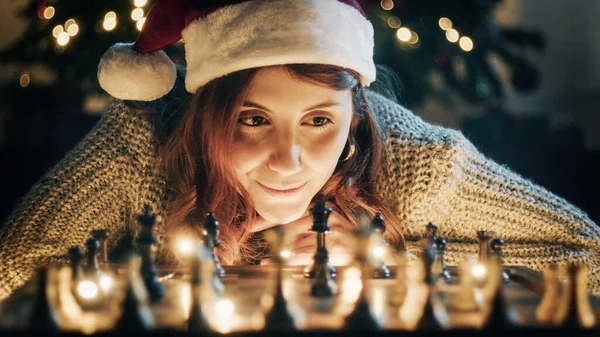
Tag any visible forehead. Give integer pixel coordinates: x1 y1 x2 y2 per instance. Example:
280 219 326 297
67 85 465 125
245 66 351 104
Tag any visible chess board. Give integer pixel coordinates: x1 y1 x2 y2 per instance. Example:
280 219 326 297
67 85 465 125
1 263 599 336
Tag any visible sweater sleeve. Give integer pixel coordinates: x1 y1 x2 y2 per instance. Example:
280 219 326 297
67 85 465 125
367 90 600 295
0 99 164 300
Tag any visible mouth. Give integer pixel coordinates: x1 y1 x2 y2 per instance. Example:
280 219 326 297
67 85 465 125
258 181 307 197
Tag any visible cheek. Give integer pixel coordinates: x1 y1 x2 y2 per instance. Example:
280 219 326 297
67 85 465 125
230 138 266 183
303 128 348 172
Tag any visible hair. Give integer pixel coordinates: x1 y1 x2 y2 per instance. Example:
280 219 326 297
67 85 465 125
160 64 405 264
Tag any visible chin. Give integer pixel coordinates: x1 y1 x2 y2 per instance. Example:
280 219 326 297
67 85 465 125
258 205 306 224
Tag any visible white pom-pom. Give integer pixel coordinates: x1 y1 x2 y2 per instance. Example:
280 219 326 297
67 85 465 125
97 43 176 101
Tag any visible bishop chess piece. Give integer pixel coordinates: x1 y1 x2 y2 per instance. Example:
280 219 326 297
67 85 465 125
115 255 155 331
187 246 213 333
263 227 297 330
84 238 101 278
203 212 226 278
553 263 597 328
343 211 380 330
28 267 60 331
304 194 337 280
370 212 391 278
68 246 84 281
136 204 165 303
91 229 109 265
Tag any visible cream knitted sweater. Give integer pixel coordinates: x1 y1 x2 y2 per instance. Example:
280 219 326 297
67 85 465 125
1 91 599 300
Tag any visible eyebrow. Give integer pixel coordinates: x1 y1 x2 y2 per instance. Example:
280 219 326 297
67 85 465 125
242 100 343 113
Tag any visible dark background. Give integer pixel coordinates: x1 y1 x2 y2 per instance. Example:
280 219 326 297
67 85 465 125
0 0 599 227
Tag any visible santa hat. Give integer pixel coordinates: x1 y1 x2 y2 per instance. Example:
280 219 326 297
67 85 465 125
97 0 376 101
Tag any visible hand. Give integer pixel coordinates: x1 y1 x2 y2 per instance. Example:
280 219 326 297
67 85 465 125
249 203 356 266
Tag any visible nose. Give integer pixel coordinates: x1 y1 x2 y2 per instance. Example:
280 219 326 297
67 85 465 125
268 134 302 175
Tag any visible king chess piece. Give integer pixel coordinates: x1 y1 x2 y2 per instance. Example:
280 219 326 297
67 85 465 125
203 212 226 278
304 194 337 281
136 204 165 303
370 212 391 278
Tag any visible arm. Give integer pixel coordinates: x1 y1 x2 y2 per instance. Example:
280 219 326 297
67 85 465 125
0 99 165 300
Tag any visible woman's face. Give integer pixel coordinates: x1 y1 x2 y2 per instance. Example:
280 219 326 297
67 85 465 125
231 67 354 224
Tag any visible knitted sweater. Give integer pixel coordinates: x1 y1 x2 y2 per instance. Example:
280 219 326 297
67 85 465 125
1 91 599 300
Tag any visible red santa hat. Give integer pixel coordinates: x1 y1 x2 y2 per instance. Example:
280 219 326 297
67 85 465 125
97 0 376 101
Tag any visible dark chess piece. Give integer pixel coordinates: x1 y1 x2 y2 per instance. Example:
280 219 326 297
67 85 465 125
370 212 391 279
415 244 445 330
28 267 60 331
490 238 510 283
115 255 155 331
91 229 109 265
68 246 84 281
187 248 213 333
84 237 101 278
264 228 296 330
136 204 165 303
481 256 515 330
431 237 452 284
555 263 597 328
203 212 226 278
343 214 380 330
304 194 336 280
477 230 494 261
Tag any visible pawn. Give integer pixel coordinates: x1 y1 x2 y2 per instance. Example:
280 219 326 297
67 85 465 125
84 238 101 278
136 204 165 303
535 264 560 325
370 213 391 278
187 247 213 333
451 259 480 312
115 255 155 331
68 247 84 281
553 263 596 328
480 256 516 329
28 267 60 331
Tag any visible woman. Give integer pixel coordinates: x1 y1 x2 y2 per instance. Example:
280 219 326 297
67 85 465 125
1 0 599 300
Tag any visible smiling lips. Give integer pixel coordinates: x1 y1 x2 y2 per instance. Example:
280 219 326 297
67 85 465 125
258 181 307 197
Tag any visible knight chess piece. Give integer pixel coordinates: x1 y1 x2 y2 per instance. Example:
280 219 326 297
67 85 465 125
91 229 109 265
187 247 213 333
203 212 225 278
28 267 60 331
535 264 560 325
68 246 84 281
84 237 101 278
115 255 155 331
304 194 336 280
136 204 165 303
370 212 391 278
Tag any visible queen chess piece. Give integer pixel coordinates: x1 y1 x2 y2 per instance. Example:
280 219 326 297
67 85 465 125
136 204 165 303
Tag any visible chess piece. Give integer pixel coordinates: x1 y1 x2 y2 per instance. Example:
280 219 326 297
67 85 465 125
304 194 336 280
477 230 494 262
431 237 452 284
415 244 446 330
136 204 165 303
451 259 480 312
389 249 409 307
203 212 226 278
91 229 109 265
84 238 101 278
263 227 296 330
535 264 560 325
68 246 84 281
343 212 380 330
481 256 516 329
370 212 391 278
490 238 509 283
28 267 60 331
187 247 213 333
115 255 155 331
553 263 597 328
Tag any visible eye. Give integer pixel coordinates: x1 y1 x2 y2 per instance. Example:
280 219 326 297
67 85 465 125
306 116 333 128
238 115 269 127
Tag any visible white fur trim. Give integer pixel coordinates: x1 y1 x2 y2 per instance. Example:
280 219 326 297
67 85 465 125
97 42 176 101
182 0 375 93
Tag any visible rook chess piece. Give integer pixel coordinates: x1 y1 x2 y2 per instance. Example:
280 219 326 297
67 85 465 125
136 204 165 303
304 194 337 281
203 212 226 278
370 212 391 278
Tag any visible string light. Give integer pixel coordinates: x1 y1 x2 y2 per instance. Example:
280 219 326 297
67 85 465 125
396 27 411 42
387 16 401 29
19 73 30 88
131 8 144 21
380 0 394 11
43 6 55 19
52 25 63 38
134 0 148 7
103 12 117 31
459 36 474 51
136 17 146 31
438 17 452 30
67 23 79 36
408 31 419 44
57 31 70 46
446 28 459 43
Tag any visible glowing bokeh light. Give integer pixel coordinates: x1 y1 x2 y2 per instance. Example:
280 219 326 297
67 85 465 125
43 6 55 19
396 27 411 42
446 28 459 43
380 0 394 11
387 16 401 29
131 8 144 21
438 17 452 30
459 36 474 51
57 32 70 46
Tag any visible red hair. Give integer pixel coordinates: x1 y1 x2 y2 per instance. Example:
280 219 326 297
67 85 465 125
161 64 405 264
